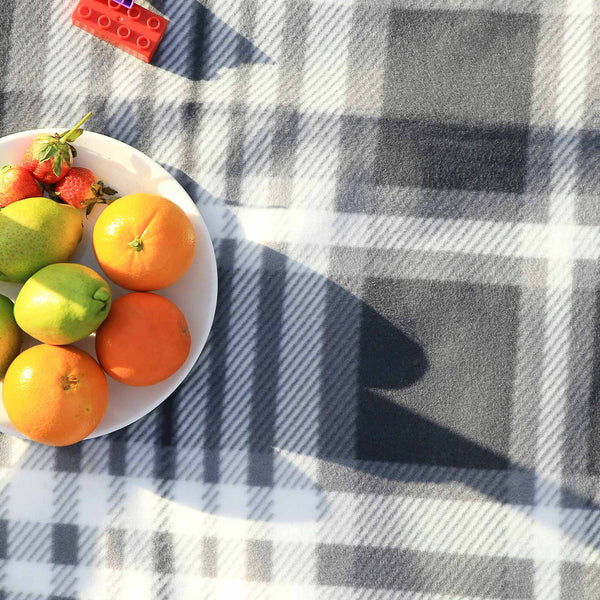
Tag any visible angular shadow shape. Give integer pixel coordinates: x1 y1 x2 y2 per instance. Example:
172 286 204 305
358 390 505 470
164 166 600 513
360 304 428 390
152 1 273 81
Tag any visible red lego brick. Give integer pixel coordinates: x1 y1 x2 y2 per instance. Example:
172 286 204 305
72 0 168 63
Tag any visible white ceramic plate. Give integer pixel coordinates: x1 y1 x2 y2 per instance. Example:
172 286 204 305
0 129 218 439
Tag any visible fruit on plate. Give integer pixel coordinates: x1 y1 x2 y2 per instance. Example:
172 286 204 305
54 166 117 212
93 193 195 291
15 263 112 345
0 165 40 207
22 112 91 184
96 292 191 386
2 344 108 446
0 197 82 283
0 295 21 377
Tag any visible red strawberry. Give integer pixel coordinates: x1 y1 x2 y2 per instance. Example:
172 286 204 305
0 165 41 207
22 112 92 184
54 167 117 213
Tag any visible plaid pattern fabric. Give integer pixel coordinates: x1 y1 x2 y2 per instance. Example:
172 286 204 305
0 0 598 597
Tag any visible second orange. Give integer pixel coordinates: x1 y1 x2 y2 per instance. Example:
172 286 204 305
95 292 191 387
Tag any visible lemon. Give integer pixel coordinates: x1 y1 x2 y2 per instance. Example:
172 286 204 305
15 263 112 345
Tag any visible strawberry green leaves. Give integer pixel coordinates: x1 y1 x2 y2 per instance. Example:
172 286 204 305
23 113 92 184
31 135 73 177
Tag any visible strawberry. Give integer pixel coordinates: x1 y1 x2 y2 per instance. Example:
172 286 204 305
0 165 41 207
22 112 92 184
54 167 117 213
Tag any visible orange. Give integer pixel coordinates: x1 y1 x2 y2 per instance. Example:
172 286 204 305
92 193 195 291
2 344 108 446
95 292 191 387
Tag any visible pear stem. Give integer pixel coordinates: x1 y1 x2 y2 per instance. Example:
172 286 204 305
59 112 92 144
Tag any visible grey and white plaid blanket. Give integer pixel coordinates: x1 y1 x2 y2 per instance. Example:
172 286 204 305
0 0 598 597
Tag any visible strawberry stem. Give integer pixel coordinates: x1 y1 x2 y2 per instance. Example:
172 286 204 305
59 112 92 144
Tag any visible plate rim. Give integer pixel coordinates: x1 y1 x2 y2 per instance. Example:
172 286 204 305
0 127 219 439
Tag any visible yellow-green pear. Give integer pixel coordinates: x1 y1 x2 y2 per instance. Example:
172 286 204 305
0 197 82 283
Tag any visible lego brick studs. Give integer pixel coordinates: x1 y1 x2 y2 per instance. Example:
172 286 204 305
72 0 168 63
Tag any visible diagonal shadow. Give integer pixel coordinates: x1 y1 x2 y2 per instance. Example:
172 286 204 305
151 1 273 81
154 166 600 539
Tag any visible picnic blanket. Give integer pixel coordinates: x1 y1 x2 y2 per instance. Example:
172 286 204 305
0 0 598 597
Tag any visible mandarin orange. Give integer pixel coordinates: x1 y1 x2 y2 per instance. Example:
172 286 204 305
92 193 195 291
2 344 108 446
95 292 191 387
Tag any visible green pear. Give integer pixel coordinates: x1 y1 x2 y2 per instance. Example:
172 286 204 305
0 295 21 376
0 197 82 283
14 263 112 345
